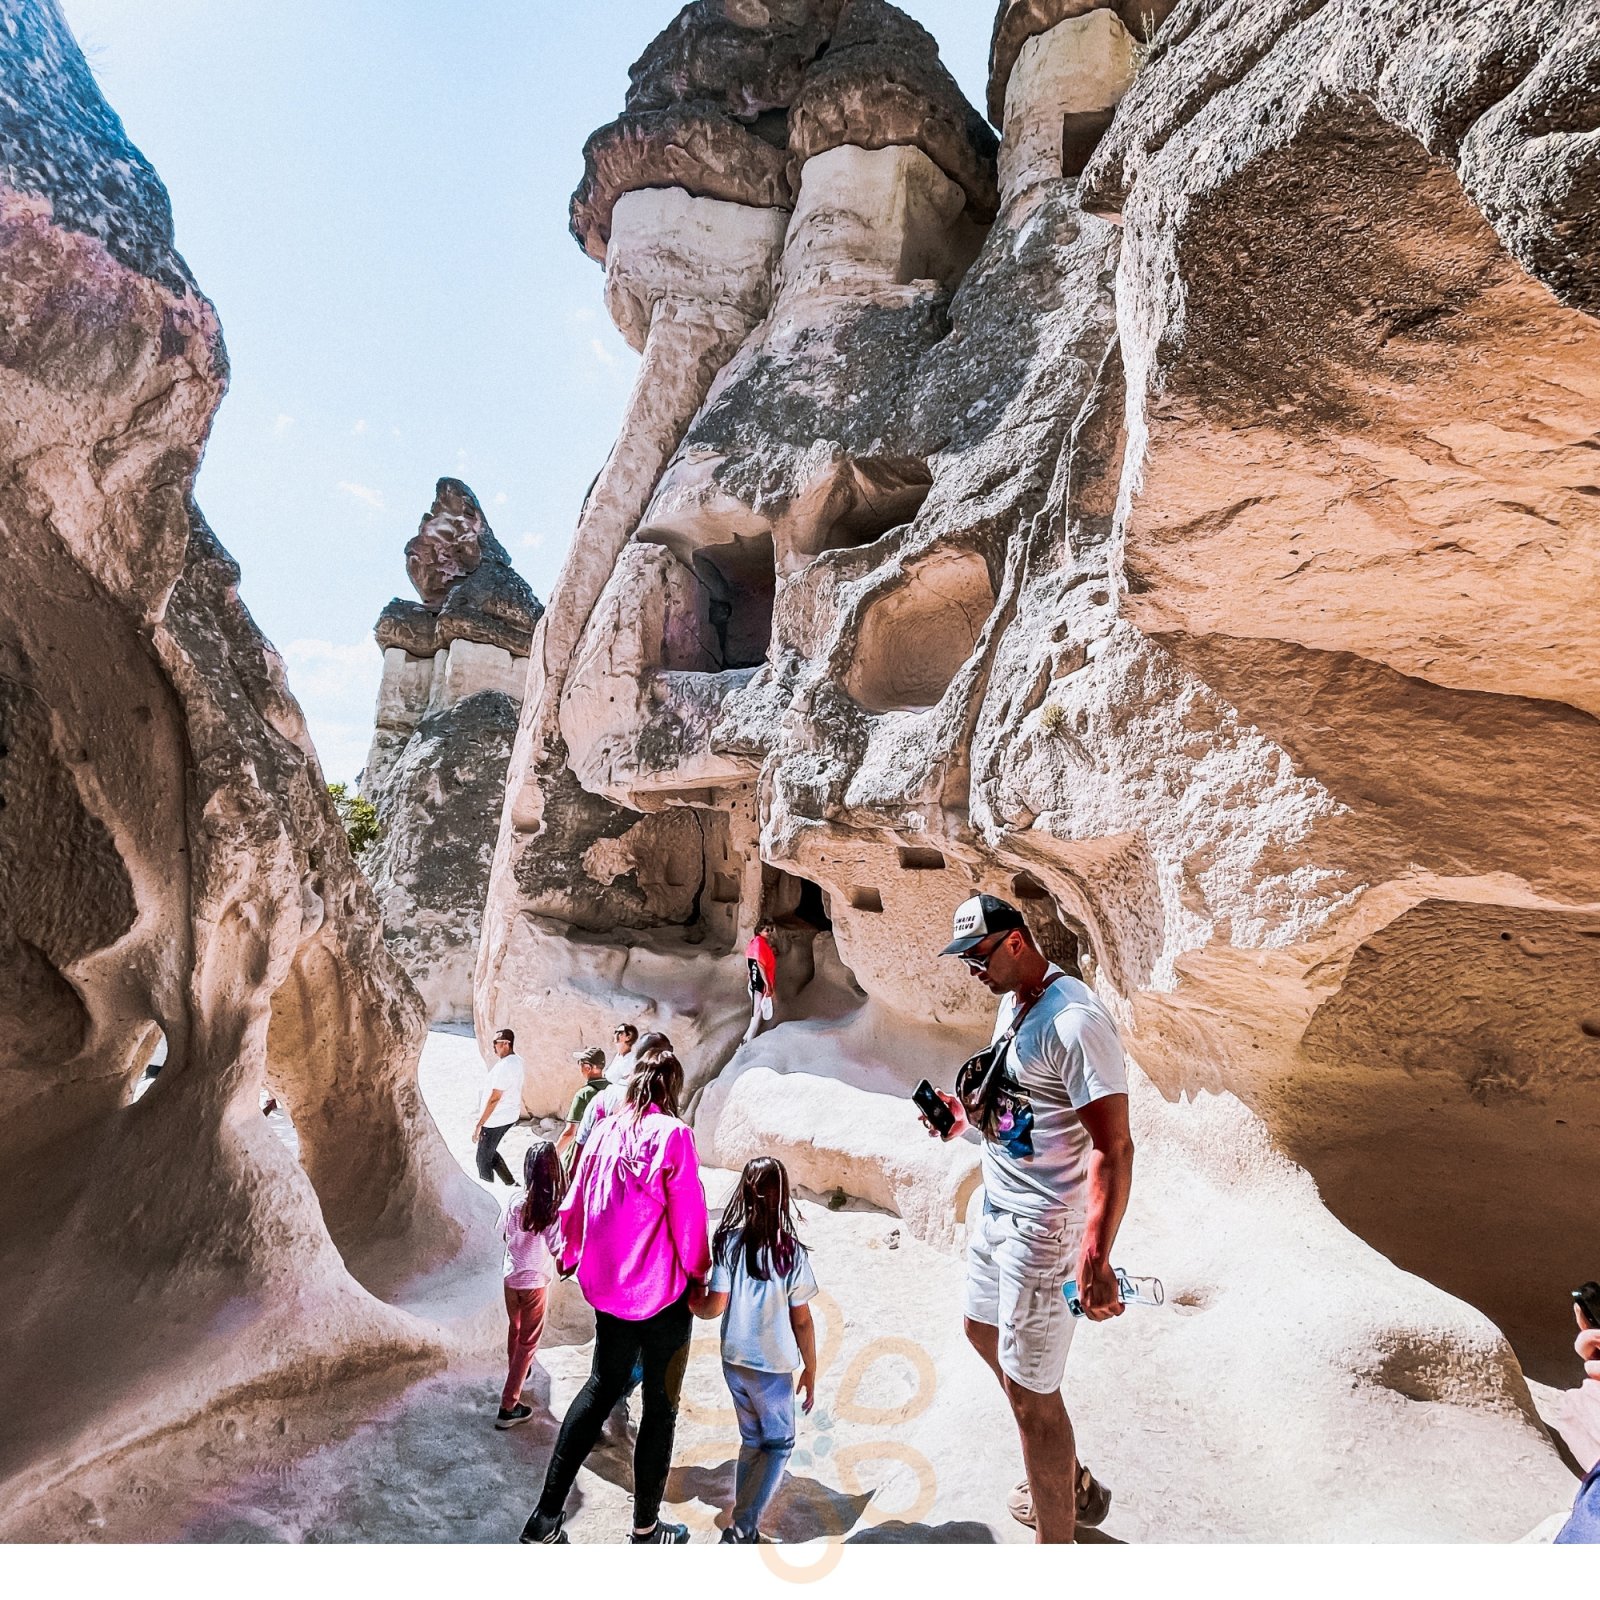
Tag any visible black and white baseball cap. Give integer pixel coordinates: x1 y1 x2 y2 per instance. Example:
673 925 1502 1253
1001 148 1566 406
940 893 1028 957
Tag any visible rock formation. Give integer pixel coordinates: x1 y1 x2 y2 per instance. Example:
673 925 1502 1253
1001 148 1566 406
0 0 497 1524
362 480 541 1023
480 0 1597 1537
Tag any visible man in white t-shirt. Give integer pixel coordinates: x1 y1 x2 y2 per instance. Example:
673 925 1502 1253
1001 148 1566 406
925 895 1134 1545
605 1021 639 1086
473 1027 525 1185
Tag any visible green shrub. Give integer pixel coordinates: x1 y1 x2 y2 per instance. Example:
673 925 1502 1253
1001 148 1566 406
328 781 380 855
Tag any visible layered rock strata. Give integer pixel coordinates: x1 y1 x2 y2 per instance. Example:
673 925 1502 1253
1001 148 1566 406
0 0 496 1521
362 481 541 1023
482 0 1596 1536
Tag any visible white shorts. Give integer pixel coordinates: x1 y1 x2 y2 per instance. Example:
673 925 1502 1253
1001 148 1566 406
963 1193 1082 1395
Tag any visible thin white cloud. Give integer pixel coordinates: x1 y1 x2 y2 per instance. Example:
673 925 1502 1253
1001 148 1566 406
493 492 508 506
273 413 295 436
280 638 383 787
337 480 385 511
520 532 545 551
352 418 368 435
570 306 596 326
589 337 615 369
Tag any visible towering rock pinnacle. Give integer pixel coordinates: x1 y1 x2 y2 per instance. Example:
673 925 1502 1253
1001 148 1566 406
362 480 543 1024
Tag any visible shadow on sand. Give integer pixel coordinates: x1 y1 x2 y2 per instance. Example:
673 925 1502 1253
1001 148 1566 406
667 1457 875 1541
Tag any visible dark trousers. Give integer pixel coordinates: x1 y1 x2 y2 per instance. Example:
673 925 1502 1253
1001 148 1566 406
476 1122 515 1184
536 1292 693 1530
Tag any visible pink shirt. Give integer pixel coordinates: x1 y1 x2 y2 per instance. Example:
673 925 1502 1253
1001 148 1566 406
559 1105 711 1319
500 1194 562 1290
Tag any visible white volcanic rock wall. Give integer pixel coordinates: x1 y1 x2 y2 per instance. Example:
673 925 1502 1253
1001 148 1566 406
362 479 542 1025
0 0 498 1525
479 0 1597 1538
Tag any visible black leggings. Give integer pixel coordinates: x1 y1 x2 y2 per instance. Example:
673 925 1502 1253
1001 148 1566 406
536 1292 693 1530
476 1122 515 1184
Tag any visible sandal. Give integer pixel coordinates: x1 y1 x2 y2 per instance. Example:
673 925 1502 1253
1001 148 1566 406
1007 1465 1111 1529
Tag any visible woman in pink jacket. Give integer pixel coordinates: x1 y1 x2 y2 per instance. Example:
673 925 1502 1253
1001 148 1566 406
520 1049 711 1546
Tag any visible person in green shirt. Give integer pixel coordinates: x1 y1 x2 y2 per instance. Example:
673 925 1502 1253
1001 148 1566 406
557 1047 608 1173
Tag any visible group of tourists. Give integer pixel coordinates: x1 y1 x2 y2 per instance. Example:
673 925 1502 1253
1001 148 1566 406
470 890 1140 1545
470 893 1600 1546
481 1030 815 1544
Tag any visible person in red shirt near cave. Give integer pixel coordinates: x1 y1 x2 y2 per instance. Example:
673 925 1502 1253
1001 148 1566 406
743 920 777 1043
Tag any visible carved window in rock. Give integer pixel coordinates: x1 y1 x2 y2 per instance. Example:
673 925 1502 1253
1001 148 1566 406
847 550 996 714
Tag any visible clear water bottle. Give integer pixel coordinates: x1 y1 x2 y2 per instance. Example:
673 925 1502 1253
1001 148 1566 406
1062 1268 1164 1317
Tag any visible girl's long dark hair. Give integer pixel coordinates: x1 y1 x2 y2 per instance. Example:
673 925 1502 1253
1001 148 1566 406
626 1047 684 1121
520 1139 566 1233
713 1156 804 1282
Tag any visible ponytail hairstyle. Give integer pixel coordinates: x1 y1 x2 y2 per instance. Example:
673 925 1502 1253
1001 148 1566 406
625 1047 684 1121
519 1139 566 1233
713 1155 803 1283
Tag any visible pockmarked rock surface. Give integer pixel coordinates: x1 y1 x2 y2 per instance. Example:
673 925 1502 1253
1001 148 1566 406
479 0 1598 1540
363 481 542 1025
0 0 499 1526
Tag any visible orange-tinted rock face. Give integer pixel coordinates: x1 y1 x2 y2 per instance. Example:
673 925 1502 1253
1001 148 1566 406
0 0 495 1522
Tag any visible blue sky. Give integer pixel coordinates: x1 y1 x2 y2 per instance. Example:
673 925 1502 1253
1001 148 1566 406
60 1 996 783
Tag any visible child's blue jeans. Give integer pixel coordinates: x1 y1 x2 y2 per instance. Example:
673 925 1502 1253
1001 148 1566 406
724 1362 796 1537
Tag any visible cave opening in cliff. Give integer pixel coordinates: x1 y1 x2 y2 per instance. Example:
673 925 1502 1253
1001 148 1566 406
693 536 775 672
127 1022 168 1103
1279 900 1600 1383
785 459 934 569
760 864 833 933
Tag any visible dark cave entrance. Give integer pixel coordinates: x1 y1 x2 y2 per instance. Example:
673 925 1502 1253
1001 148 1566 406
694 536 775 671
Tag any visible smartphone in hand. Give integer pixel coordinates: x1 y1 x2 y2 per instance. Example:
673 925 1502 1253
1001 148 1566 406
1574 1281 1600 1329
913 1078 956 1138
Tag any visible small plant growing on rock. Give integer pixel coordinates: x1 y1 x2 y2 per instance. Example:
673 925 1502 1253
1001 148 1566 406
328 781 380 856
1039 701 1067 736
1132 10 1161 71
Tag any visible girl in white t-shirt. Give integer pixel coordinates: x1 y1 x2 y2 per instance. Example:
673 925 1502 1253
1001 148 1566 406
496 1140 566 1429
691 1156 819 1543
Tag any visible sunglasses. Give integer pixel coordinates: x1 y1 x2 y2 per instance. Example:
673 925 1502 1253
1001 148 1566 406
960 931 1012 972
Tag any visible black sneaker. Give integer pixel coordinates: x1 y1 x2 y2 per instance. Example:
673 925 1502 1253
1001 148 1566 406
495 1403 534 1430
631 1520 689 1544
719 1526 767 1544
519 1509 568 1544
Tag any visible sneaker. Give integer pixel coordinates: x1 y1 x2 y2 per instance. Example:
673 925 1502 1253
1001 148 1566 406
631 1520 689 1544
1007 1466 1111 1530
519 1509 568 1544
495 1403 534 1430
720 1526 767 1544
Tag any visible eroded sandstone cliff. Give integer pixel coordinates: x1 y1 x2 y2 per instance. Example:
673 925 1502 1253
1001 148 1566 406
0 0 497 1522
362 479 542 1024
478 0 1597 1537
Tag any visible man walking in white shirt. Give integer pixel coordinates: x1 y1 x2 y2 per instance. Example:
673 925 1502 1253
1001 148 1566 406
473 1027 525 1185
925 895 1135 1544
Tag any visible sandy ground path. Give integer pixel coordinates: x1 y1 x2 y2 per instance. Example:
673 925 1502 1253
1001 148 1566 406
5 1030 1036 1546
